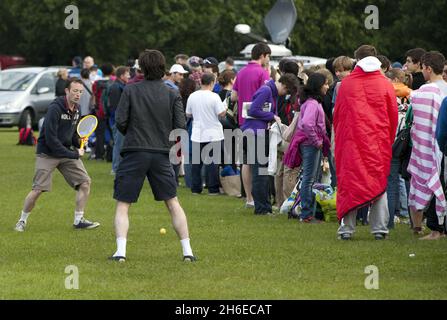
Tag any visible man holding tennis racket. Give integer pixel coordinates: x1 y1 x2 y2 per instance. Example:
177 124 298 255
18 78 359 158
14 78 100 232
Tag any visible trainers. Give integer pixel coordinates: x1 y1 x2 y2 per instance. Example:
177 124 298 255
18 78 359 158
73 217 100 230
183 255 197 262
208 192 220 196
374 233 387 240
245 201 255 209
14 220 26 232
338 233 352 240
108 256 126 263
255 211 272 216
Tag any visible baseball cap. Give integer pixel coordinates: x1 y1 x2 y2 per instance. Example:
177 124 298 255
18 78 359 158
188 56 203 68
169 64 188 74
204 57 219 65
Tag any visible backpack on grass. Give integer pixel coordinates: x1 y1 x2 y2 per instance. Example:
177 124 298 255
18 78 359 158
18 127 37 146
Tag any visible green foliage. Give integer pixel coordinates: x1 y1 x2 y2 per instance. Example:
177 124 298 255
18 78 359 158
0 0 445 66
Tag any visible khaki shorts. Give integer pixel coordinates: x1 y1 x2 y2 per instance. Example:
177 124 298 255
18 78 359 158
32 154 91 192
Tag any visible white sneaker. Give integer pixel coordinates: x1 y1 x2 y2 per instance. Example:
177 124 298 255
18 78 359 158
245 201 255 209
14 220 26 232
73 217 100 230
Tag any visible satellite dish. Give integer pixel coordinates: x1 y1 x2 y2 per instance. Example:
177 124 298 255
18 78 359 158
264 0 297 45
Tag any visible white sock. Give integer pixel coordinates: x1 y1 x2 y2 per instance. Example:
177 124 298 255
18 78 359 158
74 211 84 225
114 237 127 257
180 238 193 257
20 211 30 223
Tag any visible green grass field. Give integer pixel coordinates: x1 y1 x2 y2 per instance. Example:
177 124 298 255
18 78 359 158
0 128 446 300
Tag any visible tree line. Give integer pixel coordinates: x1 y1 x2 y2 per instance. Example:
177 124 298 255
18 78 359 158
0 0 445 67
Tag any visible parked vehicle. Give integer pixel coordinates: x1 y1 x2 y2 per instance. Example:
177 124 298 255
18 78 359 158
0 55 26 70
226 44 327 73
0 67 60 129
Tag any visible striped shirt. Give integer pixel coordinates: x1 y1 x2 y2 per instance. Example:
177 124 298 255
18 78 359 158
408 83 447 224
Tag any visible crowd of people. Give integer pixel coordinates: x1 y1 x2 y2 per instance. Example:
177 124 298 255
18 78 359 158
14 43 447 262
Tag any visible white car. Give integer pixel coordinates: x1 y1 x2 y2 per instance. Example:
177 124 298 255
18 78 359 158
0 67 61 129
227 43 327 73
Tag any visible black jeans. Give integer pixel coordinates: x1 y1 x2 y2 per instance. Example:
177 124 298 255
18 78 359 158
425 158 447 233
250 133 272 214
191 142 220 194
95 117 106 160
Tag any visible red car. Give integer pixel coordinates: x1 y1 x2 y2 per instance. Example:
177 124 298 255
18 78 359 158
0 55 26 70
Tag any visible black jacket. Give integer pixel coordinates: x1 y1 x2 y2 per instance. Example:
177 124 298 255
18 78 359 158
116 79 186 154
37 96 80 159
412 72 426 90
55 78 67 97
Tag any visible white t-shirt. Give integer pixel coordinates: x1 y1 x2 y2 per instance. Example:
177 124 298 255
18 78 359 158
434 80 447 99
186 90 226 143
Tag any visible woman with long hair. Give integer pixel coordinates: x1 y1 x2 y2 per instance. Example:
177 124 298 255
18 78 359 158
296 73 329 223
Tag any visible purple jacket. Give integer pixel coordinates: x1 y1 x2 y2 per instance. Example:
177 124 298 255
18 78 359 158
241 80 277 134
296 98 326 147
283 131 331 169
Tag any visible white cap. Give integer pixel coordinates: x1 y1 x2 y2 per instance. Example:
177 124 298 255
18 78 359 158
133 59 140 70
169 64 188 74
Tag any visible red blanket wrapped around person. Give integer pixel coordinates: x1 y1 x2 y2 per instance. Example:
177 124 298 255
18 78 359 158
333 62 398 221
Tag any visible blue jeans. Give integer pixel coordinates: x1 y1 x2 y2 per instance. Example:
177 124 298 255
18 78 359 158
329 150 337 188
300 145 322 219
399 177 409 217
112 124 124 172
184 163 192 188
251 133 272 214
386 158 400 228
191 142 220 194
183 119 193 189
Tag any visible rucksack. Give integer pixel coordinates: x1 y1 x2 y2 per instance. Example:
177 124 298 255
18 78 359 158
94 79 114 119
220 91 238 129
102 80 115 117
18 128 37 146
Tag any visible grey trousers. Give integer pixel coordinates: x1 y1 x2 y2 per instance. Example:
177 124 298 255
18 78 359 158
337 193 390 235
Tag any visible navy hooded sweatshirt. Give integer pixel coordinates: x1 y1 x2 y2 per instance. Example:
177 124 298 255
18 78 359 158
36 96 81 159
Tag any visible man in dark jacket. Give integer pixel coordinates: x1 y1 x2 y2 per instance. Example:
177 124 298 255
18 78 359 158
109 49 195 263
14 78 100 232
404 48 427 90
108 66 130 174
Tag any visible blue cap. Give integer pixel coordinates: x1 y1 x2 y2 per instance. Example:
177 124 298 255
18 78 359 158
392 62 403 69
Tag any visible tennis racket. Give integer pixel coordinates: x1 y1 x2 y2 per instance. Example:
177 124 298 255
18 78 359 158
77 115 98 149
